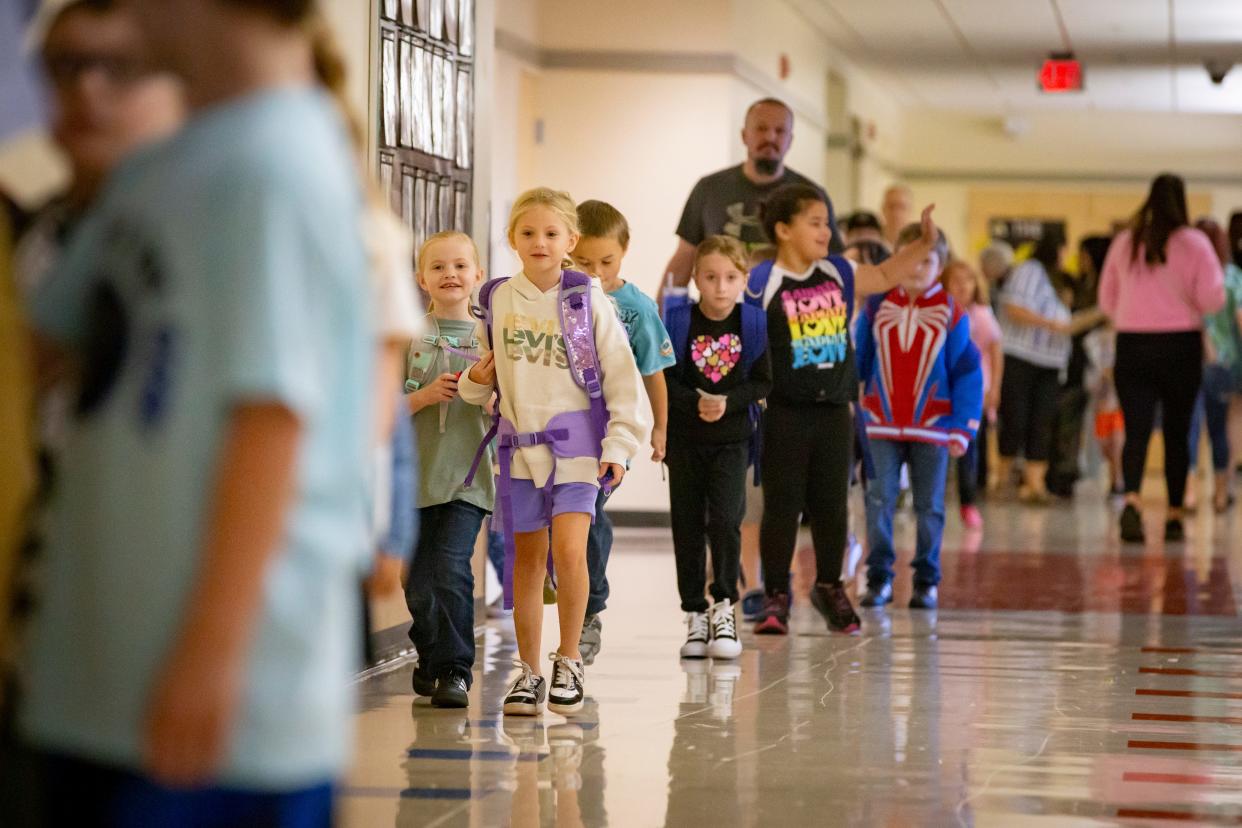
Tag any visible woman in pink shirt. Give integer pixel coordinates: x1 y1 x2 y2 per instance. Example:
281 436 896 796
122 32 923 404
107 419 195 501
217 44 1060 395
1098 173 1225 543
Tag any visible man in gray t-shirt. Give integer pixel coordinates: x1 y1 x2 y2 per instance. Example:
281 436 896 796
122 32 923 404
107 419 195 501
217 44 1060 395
662 98 841 294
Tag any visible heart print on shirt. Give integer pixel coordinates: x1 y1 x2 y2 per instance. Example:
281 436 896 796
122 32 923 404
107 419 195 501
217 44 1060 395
691 333 742 384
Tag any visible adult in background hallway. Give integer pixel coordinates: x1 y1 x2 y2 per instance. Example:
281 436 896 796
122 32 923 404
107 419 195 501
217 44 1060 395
661 98 841 295
1099 174 1225 543
980 240 1014 314
880 184 913 249
996 233 1073 503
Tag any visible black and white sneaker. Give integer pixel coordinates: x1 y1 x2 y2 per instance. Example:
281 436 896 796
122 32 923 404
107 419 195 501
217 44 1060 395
679 611 710 659
707 600 742 660
547 652 585 715
502 661 547 717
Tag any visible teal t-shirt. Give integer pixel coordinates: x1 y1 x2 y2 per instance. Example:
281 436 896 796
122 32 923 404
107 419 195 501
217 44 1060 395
608 280 676 376
22 88 374 788
406 317 495 510
1205 262 1242 370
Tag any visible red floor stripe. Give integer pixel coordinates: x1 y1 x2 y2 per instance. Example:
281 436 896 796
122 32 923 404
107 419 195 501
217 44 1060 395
1140 666 1242 679
1133 712 1242 726
1142 646 1242 656
1128 739 1242 752
1136 688 1242 700
1117 808 1242 823
1122 771 1216 785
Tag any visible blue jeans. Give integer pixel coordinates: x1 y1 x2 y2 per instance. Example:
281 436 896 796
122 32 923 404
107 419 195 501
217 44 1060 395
404 500 487 681
29 752 332 827
486 520 505 578
585 487 612 616
865 439 949 587
1188 363 1234 472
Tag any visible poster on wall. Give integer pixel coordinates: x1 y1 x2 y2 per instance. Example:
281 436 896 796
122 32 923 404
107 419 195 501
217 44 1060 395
381 35 398 147
988 217 1066 253
429 0 444 40
399 36 413 148
459 0 474 56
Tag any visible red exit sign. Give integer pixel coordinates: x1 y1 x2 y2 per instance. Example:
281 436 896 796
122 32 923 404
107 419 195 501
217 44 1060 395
1040 57 1084 93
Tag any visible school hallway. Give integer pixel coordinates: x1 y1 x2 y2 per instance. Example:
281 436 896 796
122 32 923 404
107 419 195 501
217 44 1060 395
341 483 1242 827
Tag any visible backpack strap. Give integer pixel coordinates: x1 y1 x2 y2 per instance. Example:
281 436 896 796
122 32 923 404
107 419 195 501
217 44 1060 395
463 277 510 488
557 270 610 447
736 303 771 486
664 302 693 368
739 303 768 374
745 258 775 309
827 254 857 321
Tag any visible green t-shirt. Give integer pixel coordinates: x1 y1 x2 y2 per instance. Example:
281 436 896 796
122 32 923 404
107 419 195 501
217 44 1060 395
1205 263 1242 370
407 317 495 510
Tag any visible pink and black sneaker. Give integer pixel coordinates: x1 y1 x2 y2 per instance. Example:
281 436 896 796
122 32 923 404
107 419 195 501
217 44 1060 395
753 593 790 635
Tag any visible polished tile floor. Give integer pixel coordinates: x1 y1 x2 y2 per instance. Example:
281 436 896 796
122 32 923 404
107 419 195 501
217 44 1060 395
342 484 1242 827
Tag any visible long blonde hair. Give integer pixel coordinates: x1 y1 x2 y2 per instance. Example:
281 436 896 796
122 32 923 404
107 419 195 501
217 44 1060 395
508 187 580 269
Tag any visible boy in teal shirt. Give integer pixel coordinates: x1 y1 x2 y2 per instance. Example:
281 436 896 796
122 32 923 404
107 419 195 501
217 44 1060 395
572 200 676 664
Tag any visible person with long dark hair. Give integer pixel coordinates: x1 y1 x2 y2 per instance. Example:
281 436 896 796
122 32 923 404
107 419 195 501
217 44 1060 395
1099 173 1225 543
996 233 1073 502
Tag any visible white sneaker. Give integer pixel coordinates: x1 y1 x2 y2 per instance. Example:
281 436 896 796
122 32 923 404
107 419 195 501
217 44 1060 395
547 652 585 715
707 600 742 660
680 611 710 659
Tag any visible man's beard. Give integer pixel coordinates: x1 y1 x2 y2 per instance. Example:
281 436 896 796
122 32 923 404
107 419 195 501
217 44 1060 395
754 157 780 176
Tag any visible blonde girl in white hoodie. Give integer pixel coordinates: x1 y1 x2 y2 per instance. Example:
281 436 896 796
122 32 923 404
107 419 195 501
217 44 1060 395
460 188 649 716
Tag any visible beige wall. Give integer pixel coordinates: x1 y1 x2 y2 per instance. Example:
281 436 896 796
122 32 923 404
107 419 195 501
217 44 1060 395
491 0 844 512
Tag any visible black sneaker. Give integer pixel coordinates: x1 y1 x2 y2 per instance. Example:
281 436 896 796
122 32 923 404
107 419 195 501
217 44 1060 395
503 661 547 717
859 580 893 608
909 584 938 610
579 613 603 666
412 666 437 698
810 581 861 634
1164 518 1185 542
547 652 585 715
432 670 470 709
1120 504 1144 543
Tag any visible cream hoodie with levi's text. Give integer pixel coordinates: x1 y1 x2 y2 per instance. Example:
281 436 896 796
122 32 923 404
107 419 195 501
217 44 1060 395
458 271 650 488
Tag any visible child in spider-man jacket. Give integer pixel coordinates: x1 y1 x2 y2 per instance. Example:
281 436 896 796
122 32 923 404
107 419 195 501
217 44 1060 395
854 224 983 611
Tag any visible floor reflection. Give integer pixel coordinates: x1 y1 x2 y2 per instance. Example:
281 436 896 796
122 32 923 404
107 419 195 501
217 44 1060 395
343 484 1242 826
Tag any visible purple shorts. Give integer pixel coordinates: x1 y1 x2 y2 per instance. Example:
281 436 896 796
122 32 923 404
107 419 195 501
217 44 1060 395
494 479 598 534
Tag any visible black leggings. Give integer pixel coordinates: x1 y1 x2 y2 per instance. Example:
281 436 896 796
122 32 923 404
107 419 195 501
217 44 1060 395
760 401 852 595
666 439 748 613
998 355 1060 461
1114 331 1203 508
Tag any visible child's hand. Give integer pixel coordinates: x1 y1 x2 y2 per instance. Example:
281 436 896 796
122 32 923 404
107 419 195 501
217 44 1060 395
599 462 625 488
650 427 667 463
949 441 968 458
698 396 727 422
984 388 1000 416
468 351 496 386
143 629 245 786
420 373 459 404
916 204 938 248
366 553 404 598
